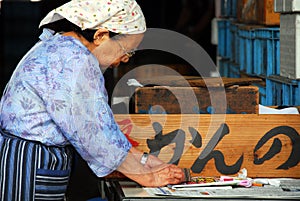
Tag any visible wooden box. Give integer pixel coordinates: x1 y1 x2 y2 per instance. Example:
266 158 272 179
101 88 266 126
134 77 261 114
115 114 300 178
134 85 259 114
238 0 280 26
237 0 248 22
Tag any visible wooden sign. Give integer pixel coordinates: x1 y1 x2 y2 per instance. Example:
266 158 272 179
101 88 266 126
115 114 300 178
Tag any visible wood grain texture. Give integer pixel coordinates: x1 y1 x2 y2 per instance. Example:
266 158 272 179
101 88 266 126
237 0 280 26
115 114 300 178
134 85 259 114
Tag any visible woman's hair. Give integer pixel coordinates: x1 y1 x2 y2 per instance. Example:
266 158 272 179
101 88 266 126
40 18 119 42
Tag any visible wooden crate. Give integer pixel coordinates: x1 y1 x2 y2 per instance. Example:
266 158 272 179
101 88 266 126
237 0 248 22
134 85 259 114
134 77 261 114
115 114 300 178
238 0 280 26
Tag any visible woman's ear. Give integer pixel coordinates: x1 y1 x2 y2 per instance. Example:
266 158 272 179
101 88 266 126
93 28 109 45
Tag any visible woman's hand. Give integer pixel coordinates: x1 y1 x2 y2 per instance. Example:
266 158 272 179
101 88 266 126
150 164 185 187
122 163 185 187
117 147 185 187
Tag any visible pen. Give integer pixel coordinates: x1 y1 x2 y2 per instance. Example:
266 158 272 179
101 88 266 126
282 188 300 192
252 182 264 187
158 187 170 195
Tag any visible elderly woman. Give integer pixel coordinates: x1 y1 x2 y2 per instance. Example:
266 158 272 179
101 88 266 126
0 0 184 200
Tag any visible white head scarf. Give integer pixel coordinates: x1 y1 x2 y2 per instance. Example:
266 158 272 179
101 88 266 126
39 0 146 34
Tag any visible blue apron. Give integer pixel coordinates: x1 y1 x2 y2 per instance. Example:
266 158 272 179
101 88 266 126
0 128 74 201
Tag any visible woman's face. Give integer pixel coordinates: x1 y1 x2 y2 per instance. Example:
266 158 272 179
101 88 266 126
92 33 144 70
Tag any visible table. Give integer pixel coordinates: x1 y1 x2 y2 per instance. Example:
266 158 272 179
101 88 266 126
104 179 300 201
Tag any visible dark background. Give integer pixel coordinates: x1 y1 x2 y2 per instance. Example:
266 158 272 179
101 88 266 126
0 0 216 94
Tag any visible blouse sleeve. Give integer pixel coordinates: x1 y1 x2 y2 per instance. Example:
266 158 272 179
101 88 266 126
44 40 132 177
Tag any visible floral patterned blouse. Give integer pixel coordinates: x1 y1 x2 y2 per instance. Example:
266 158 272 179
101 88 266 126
0 29 131 177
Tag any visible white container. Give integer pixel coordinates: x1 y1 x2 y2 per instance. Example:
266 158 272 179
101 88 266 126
280 13 300 79
211 18 220 45
274 0 300 13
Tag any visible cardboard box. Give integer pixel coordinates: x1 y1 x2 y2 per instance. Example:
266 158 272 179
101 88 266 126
274 0 300 13
114 114 300 178
280 14 300 79
134 85 259 114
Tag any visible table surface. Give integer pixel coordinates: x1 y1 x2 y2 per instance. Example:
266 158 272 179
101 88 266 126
105 180 300 201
